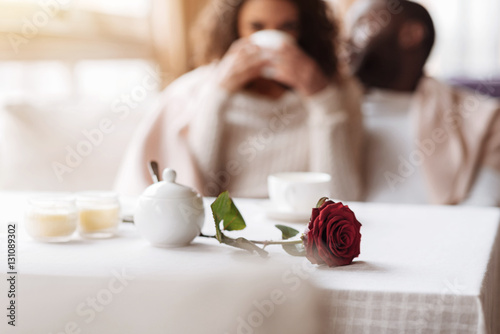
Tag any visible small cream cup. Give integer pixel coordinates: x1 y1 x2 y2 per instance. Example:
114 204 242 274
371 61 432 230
76 192 120 238
25 195 78 242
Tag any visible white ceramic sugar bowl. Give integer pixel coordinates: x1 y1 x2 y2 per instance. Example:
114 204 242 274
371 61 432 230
134 168 205 248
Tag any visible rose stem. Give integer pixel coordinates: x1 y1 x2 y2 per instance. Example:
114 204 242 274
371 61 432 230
199 233 302 247
248 239 303 246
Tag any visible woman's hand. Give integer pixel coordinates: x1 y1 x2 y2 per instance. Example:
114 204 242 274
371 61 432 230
270 43 330 97
215 39 269 93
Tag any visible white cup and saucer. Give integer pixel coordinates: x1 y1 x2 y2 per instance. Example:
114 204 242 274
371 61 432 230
266 172 332 222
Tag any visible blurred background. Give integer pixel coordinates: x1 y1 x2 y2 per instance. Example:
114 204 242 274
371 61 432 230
1 0 499 191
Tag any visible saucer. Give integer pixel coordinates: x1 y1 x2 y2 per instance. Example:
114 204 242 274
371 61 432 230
264 204 311 223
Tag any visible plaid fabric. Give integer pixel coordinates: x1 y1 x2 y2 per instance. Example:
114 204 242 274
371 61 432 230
327 290 482 334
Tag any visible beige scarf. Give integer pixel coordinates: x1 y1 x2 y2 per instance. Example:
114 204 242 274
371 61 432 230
413 77 500 205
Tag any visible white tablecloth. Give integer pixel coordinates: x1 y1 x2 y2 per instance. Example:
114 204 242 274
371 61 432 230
1 192 499 334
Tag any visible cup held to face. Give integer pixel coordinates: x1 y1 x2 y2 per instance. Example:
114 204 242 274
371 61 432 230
249 30 294 50
250 30 294 79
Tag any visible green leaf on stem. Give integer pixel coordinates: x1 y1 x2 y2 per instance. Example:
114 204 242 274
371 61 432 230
275 224 306 257
211 191 247 242
316 197 329 208
282 243 306 257
275 225 300 240
224 236 268 258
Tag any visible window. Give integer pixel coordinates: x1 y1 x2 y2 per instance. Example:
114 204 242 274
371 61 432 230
0 0 156 99
418 0 500 79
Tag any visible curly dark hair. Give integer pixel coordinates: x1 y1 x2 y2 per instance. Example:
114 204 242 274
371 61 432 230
192 0 340 78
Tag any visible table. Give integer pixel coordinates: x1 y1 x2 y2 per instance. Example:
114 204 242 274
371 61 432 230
1 192 499 334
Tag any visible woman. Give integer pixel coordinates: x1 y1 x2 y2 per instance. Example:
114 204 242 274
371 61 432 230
115 0 364 199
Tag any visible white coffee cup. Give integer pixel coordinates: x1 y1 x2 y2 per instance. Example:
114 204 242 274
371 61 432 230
250 30 294 50
268 172 332 213
249 30 294 79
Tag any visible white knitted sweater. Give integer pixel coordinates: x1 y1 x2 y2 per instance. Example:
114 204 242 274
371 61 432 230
115 65 364 200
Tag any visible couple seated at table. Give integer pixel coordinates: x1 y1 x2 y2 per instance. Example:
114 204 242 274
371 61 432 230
115 0 500 207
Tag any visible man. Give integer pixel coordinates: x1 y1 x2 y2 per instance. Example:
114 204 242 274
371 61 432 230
346 0 500 206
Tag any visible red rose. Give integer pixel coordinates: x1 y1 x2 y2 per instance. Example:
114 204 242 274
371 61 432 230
303 199 361 267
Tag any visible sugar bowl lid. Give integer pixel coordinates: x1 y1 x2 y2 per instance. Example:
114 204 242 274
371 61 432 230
141 168 200 199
